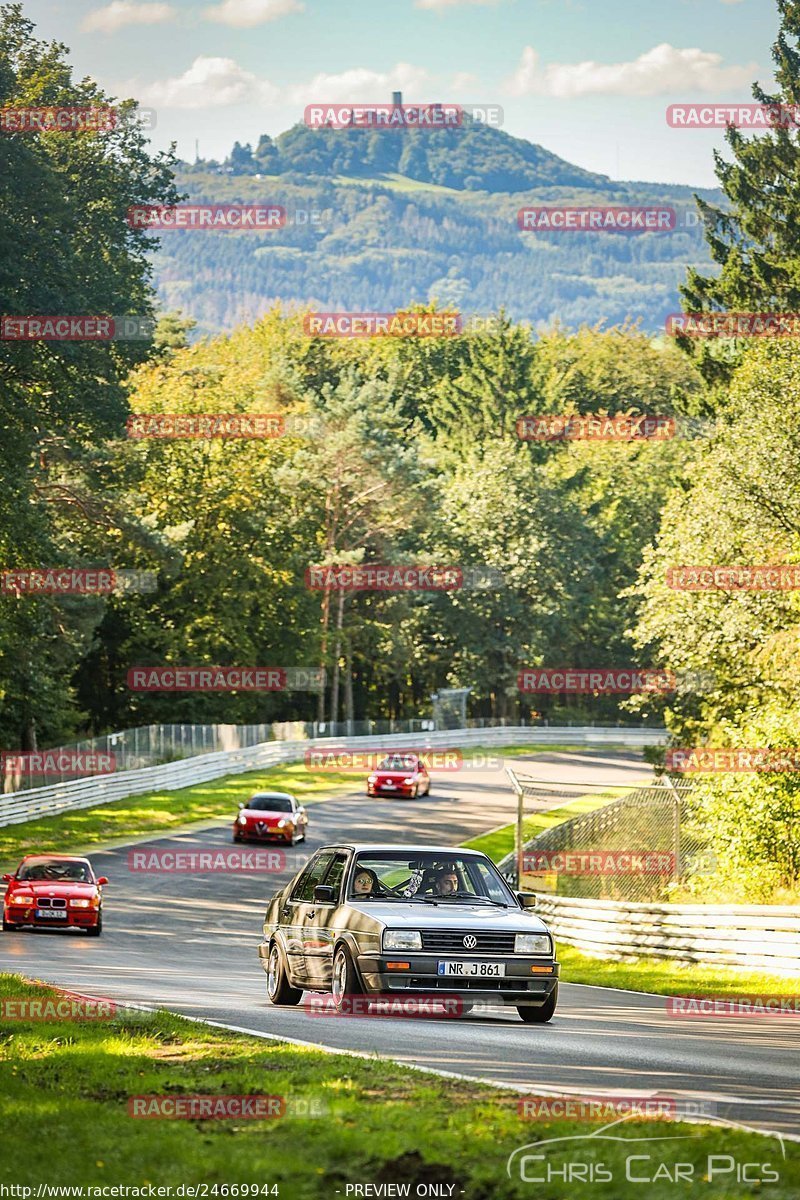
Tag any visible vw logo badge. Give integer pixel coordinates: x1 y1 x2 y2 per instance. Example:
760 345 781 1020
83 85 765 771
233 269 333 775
463 934 477 950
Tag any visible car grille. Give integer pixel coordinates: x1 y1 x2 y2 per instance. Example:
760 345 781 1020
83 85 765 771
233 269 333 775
35 898 67 908
420 929 518 954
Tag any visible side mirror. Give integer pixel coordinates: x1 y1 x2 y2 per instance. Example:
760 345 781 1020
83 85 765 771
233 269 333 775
237 801 245 809
2 873 12 883
97 877 109 886
313 884 335 904
517 892 537 909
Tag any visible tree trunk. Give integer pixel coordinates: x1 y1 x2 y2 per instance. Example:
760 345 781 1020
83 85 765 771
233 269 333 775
345 636 354 733
330 590 345 727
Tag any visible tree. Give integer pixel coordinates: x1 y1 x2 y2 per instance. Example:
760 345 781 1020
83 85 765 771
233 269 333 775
681 0 800 383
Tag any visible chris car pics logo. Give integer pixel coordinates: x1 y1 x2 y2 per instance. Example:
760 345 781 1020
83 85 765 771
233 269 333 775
507 1115 784 1186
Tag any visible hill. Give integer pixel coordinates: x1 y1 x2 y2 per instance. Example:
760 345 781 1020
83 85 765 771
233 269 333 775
153 112 722 336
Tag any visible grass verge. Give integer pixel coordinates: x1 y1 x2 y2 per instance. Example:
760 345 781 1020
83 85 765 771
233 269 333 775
0 974 794 1198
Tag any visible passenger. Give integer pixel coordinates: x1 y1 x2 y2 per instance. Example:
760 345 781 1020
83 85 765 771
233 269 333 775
351 867 380 898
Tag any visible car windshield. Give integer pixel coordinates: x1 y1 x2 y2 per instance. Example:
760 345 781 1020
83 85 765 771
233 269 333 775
349 852 513 904
18 859 93 883
377 755 418 771
247 795 293 812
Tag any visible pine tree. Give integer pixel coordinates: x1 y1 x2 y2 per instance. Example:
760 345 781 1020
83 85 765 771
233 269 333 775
680 0 800 381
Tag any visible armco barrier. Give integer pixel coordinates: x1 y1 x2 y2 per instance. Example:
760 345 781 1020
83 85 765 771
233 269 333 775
0 725 665 828
535 893 800 976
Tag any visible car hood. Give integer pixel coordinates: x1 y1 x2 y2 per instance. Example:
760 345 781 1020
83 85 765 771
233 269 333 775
373 770 417 780
347 901 550 934
241 809 292 821
10 880 97 897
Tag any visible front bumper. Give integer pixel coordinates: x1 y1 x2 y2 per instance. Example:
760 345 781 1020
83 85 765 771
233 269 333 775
235 824 294 842
4 906 100 929
367 784 415 797
356 954 560 1006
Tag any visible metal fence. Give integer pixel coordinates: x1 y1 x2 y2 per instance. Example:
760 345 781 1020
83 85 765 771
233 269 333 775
502 771 711 903
1 718 666 795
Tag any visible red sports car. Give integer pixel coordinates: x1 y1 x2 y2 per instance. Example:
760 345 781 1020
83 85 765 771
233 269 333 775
367 753 431 798
233 791 308 844
2 854 107 935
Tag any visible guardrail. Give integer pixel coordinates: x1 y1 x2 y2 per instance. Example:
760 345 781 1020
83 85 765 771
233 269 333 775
534 893 800 976
0 724 665 829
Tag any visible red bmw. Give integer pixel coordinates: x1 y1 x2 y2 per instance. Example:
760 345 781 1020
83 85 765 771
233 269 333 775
367 753 430 799
2 855 107 935
233 792 308 845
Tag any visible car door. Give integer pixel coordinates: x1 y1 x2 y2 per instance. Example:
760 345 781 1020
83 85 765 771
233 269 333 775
280 851 335 984
302 851 351 987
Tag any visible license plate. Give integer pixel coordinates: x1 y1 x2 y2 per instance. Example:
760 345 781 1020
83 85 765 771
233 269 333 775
36 909 67 920
437 961 506 977
382 782 396 789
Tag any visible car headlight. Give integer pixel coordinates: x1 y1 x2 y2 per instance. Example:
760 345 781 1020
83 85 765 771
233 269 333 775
70 898 93 908
368 775 377 783
403 777 415 784
383 930 422 951
515 933 551 955
277 819 290 828
9 893 33 904
237 814 248 825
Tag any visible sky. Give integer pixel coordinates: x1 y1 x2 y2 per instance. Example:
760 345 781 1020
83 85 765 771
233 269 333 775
23 0 781 186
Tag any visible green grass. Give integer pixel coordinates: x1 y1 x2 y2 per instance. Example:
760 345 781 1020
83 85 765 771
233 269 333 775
462 789 623 863
0 762 363 872
1 974 794 1198
555 943 800 1000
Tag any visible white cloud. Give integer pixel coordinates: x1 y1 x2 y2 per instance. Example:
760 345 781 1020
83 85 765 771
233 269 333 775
285 63 434 105
204 0 302 28
128 56 280 109
506 42 757 98
82 0 175 32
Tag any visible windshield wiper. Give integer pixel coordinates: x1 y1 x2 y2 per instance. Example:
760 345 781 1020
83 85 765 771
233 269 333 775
443 894 510 907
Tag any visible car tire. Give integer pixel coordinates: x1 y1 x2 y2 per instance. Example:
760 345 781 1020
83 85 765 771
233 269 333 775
2 917 19 933
412 784 419 799
517 985 558 1024
331 944 363 1011
86 914 103 938
266 941 302 1006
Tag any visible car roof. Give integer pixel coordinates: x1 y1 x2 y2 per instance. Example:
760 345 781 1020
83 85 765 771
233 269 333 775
316 843 486 856
248 791 295 799
20 854 91 863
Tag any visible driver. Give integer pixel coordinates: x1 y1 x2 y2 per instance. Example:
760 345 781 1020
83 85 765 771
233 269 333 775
433 867 459 897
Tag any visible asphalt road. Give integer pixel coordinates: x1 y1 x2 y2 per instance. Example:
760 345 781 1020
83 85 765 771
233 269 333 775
2 748 798 1140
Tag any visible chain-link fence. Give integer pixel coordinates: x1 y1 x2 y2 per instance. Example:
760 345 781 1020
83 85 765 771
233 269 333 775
502 771 714 902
